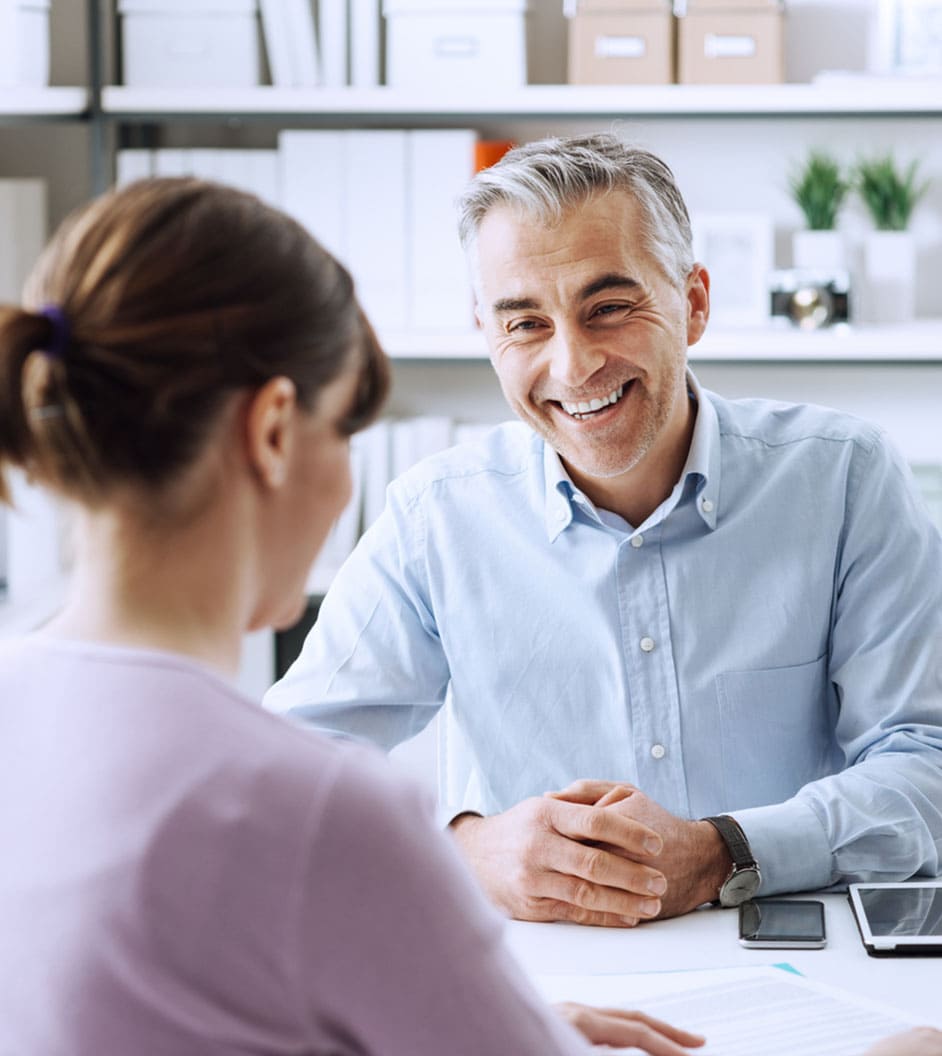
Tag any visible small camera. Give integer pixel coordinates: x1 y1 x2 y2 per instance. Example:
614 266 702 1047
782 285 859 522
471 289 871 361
769 269 851 330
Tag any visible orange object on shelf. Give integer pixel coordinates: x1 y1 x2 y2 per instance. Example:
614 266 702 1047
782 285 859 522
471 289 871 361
474 140 516 172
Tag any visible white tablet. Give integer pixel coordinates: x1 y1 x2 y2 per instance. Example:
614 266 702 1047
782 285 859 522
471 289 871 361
848 881 942 956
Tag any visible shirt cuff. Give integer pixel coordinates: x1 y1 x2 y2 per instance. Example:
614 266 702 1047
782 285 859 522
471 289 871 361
731 798 835 896
437 806 483 830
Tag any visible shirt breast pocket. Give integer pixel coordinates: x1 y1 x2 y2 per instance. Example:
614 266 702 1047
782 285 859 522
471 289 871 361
714 654 836 809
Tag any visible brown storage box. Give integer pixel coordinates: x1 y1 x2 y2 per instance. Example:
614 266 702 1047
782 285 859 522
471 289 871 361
568 0 675 85
678 0 784 84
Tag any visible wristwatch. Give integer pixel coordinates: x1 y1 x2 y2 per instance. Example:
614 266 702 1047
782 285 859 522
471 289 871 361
703 814 761 907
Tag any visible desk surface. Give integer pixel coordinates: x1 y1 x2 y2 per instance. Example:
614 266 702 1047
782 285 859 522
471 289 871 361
506 894 942 1027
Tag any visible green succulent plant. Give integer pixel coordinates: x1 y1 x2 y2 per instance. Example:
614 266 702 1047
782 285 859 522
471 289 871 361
854 154 928 231
789 151 850 231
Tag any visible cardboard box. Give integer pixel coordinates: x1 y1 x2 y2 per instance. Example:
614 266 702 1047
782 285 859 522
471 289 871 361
384 0 529 90
118 0 261 88
678 0 784 84
0 0 50 87
568 0 674 85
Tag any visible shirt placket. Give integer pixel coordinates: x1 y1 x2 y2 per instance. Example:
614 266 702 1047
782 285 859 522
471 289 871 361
616 523 690 818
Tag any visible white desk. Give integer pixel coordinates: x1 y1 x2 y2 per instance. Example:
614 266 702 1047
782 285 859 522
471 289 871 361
506 894 942 1027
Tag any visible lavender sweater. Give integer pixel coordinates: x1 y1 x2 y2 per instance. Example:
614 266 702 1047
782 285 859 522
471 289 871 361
0 637 587 1055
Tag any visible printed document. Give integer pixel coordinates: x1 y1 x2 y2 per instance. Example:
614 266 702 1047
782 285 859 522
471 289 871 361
535 966 918 1056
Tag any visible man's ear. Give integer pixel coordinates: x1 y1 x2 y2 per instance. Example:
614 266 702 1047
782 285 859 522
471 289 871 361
686 264 710 347
244 376 298 489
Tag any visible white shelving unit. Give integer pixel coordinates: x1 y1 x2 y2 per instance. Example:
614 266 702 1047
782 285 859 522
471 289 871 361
382 321 942 363
102 80 942 118
0 87 88 117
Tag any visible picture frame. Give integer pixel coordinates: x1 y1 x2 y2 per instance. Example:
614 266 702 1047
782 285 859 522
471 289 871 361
689 211 776 328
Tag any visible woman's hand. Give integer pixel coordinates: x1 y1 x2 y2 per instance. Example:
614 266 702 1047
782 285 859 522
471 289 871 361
864 1028 942 1056
554 1001 706 1054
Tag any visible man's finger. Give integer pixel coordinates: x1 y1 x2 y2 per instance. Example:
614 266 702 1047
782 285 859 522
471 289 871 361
539 901 641 928
546 778 638 804
550 834 667 898
533 862 664 920
549 798 664 858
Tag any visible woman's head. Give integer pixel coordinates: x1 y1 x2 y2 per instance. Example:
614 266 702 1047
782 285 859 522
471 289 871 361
0 177 387 509
0 179 388 633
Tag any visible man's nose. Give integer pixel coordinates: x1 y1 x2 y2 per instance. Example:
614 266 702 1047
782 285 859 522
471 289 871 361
547 326 606 388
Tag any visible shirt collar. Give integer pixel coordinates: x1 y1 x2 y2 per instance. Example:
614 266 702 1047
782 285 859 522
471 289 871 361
684 369 721 530
542 368 721 541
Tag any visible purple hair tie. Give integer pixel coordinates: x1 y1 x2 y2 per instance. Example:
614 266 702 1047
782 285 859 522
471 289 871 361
39 304 71 359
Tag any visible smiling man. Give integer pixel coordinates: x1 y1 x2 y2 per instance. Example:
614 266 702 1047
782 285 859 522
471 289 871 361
266 134 942 927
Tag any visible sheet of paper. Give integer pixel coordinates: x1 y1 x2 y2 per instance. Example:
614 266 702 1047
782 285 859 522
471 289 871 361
535 967 918 1056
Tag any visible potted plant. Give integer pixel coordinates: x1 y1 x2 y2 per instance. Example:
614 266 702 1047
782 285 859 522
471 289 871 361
788 150 850 272
854 153 928 323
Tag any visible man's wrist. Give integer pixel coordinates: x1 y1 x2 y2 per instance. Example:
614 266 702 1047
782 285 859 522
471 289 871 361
702 815 761 906
696 819 734 905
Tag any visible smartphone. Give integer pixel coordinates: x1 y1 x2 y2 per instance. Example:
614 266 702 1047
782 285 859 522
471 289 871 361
738 898 826 949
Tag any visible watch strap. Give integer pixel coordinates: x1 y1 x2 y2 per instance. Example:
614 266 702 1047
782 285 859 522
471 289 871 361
704 814 757 869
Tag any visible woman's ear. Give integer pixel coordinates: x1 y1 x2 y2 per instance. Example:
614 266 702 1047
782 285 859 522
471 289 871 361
244 376 298 489
686 264 711 347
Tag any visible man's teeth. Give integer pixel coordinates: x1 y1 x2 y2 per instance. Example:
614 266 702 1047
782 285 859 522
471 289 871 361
561 384 626 418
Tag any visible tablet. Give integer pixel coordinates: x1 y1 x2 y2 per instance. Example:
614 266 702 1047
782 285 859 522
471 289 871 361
848 881 942 956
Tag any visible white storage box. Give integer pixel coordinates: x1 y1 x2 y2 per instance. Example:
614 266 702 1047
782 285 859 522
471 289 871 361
0 0 51 87
119 0 261 88
384 0 529 90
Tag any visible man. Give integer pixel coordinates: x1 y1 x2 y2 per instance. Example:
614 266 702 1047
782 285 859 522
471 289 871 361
266 133 942 927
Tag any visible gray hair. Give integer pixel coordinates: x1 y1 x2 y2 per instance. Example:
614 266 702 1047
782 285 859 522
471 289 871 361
457 133 695 289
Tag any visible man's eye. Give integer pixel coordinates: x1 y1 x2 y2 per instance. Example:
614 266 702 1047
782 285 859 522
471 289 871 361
507 319 541 332
594 303 631 317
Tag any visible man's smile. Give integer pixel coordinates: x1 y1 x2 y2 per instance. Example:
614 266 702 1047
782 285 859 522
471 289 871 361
549 380 634 421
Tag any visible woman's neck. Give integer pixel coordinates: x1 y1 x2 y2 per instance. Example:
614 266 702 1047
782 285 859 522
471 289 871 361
44 496 255 678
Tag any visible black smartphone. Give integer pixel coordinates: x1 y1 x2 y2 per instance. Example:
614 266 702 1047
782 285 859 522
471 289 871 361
738 898 827 949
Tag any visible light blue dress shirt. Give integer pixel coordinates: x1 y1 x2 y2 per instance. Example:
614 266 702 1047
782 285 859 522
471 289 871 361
266 373 942 897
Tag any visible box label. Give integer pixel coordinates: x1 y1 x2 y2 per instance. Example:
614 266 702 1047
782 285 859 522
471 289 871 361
704 32 757 57
596 33 647 58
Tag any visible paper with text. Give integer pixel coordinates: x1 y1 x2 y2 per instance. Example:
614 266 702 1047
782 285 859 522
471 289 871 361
536 967 919 1056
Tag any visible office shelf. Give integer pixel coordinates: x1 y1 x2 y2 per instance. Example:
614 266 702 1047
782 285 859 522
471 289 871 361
101 79 942 120
383 321 942 364
0 87 89 119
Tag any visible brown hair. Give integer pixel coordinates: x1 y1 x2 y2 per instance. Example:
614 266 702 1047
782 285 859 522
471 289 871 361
0 177 388 506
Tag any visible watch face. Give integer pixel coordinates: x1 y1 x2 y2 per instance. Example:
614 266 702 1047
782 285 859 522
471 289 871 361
722 867 761 906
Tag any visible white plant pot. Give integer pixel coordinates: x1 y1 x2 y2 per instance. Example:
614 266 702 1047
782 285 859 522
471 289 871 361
793 229 846 273
863 230 916 324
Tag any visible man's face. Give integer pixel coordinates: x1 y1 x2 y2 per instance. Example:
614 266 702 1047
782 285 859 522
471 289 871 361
473 192 708 506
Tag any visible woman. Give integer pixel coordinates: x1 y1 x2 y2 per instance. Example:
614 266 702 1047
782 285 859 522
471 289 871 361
0 179 936 1056
0 178 700 1054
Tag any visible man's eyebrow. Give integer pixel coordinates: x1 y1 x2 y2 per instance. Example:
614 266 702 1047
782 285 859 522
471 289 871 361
492 297 539 314
580 273 642 300
491 274 641 315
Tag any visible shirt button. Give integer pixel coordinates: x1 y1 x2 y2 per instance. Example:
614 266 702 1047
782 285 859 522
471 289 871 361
701 498 714 513
651 744 666 760
556 509 567 522
640 636 655 653
630 535 644 548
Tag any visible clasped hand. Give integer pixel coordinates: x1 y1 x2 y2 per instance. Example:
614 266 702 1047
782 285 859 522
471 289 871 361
450 780 729 926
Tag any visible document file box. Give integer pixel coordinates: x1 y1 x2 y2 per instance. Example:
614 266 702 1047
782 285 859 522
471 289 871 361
384 0 529 89
118 0 261 87
0 0 50 86
677 0 784 84
567 0 675 84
